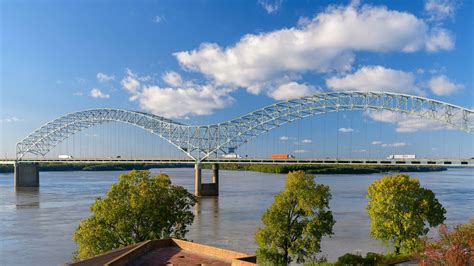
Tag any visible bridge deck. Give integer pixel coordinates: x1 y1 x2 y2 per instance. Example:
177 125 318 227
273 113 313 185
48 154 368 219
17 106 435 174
1 158 473 167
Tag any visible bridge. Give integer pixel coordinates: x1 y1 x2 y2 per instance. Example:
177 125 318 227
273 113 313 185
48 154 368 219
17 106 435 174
5 91 473 196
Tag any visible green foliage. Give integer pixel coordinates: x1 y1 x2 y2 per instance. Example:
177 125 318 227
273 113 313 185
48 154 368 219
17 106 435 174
419 218 474 265
210 163 446 175
255 171 335 265
329 252 412 265
72 170 196 260
366 174 446 254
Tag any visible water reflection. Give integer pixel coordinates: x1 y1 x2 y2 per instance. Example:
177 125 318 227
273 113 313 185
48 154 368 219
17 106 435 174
14 187 40 209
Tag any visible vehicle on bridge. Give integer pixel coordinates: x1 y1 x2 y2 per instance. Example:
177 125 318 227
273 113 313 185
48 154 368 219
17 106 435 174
387 154 416 159
222 153 242 159
58 154 74 159
271 154 295 159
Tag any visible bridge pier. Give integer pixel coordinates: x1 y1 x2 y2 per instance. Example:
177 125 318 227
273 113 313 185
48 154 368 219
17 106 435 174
194 163 219 197
14 163 39 187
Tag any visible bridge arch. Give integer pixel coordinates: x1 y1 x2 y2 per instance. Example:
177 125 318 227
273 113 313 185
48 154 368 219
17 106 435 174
16 92 473 160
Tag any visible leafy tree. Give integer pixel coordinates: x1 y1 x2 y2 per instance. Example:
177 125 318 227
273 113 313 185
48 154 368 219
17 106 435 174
367 174 446 254
255 171 335 265
420 218 474 265
72 170 196 260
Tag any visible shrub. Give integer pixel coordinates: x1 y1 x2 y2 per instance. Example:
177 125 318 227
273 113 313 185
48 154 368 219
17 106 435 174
419 219 474 265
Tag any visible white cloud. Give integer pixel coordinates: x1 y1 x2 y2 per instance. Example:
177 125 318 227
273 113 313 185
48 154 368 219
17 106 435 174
174 3 453 97
425 28 454 52
162 71 184 87
294 149 309 153
121 69 141 94
153 15 164 24
381 142 408 148
121 69 233 118
267 82 317 100
89 88 110 99
0 117 20 123
425 0 455 21
134 85 233 118
96 72 115 82
367 110 447 133
338 127 354 133
428 75 463 96
73 92 83 96
371 140 382 145
279 136 289 141
326 66 420 94
301 139 312 144
258 0 283 14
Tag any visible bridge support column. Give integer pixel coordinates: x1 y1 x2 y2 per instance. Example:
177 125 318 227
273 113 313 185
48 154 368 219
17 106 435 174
194 163 219 197
14 163 39 188
194 163 202 196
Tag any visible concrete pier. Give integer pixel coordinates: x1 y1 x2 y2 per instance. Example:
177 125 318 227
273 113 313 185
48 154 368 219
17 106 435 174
194 163 202 196
14 163 39 187
194 163 219 197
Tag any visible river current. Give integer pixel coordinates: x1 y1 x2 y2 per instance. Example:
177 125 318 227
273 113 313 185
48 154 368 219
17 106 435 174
0 168 473 265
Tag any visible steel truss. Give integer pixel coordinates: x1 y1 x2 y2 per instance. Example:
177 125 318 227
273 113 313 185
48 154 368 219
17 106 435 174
16 92 474 161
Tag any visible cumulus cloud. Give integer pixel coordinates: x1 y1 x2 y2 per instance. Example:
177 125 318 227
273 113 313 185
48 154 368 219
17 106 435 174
338 127 354 133
121 69 141 94
162 71 184 87
326 66 420 94
90 88 110 99
174 3 453 99
294 149 309 153
371 140 382 145
425 0 456 22
153 15 164 24
258 0 283 14
121 69 233 118
381 142 408 148
301 139 313 144
267 82 317 100
428 75 463 96
367 110 447 133
425 28 454 52
279 136 289 141
0 117 20 123
96 72 115 82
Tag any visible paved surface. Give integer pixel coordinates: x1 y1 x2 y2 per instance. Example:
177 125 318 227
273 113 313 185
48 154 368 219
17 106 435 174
135 247 231 266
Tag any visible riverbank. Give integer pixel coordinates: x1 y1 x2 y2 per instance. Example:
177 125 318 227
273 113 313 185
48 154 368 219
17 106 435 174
0 162 446 174
203 163 447 174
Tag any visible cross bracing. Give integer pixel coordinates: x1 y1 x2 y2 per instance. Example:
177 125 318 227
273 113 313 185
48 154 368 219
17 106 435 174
16 91 474 161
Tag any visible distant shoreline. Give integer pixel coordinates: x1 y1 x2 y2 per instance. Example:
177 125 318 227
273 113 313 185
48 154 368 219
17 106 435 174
0 162 447 174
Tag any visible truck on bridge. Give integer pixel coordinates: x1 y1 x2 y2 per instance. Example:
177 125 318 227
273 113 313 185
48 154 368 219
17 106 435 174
271 154 295 159
386 154 416 159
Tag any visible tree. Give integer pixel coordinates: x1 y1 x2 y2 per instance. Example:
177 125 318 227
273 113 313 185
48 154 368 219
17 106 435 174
366 174 446 254
72 170 196 260
420 219 474 265
255 171 335 265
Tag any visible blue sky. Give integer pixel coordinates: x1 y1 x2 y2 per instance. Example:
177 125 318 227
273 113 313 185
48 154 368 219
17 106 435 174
1 0 473 158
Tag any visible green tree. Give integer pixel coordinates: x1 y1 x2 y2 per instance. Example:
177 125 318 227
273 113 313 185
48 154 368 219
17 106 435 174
255 171 335 265
72 170 196 260
367 174 446 254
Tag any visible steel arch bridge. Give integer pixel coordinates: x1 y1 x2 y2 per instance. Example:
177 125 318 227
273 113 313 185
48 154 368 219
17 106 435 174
16 91 474 161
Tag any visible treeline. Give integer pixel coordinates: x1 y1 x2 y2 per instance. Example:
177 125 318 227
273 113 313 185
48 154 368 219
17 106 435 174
0 162 446 174
203 163 447 174
0 163 193 173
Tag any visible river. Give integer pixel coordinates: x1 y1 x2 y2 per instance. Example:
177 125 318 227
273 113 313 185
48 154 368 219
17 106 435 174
0 168 473 265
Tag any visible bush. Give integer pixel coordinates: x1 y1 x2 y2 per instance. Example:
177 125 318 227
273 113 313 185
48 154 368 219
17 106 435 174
337 253 366 265
333 252 412 265
419 219 474 265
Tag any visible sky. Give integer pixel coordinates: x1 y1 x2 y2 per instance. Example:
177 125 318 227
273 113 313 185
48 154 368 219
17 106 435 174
1 0 473 158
